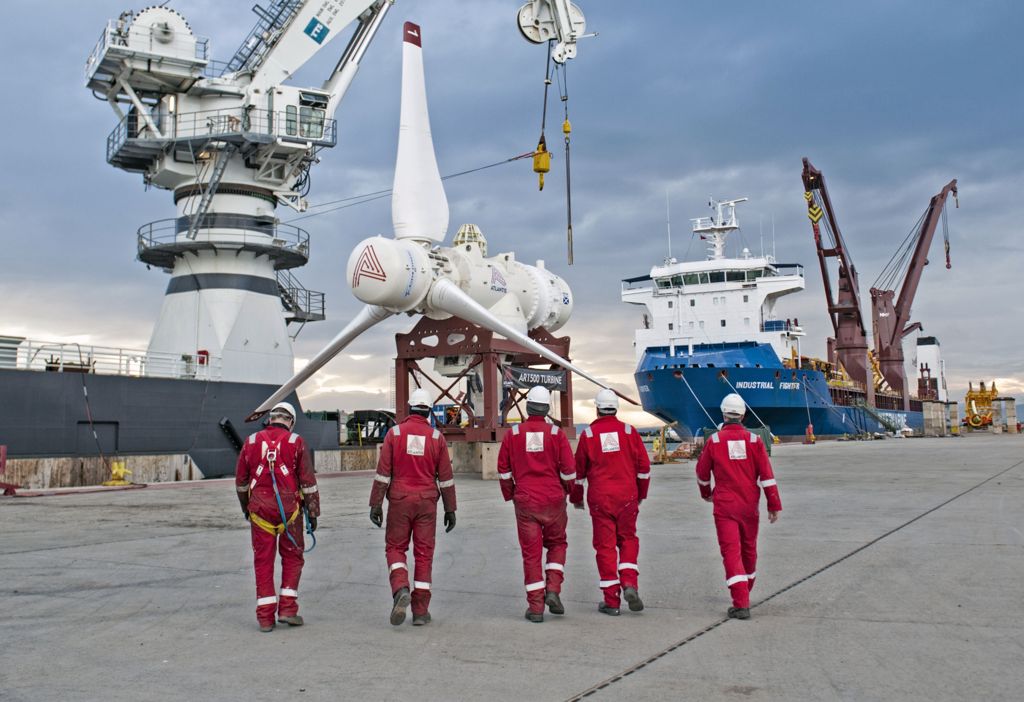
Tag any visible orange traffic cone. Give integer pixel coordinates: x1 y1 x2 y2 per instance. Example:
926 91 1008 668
803 423 816 445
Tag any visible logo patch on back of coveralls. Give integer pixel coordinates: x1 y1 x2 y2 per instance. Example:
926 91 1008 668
526 432 544 452
727 440 747 460
600 432 620 453
406 434 426 456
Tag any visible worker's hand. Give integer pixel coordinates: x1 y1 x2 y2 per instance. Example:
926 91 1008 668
573 502 584 511
768 511 779 524
702 496 712 503
308 516 318 532
369 505 383 528
243 510 250 521
444 511 456 533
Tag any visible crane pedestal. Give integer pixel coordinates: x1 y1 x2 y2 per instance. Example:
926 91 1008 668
393 316 576 444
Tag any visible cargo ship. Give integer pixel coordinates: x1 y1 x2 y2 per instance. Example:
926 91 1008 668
622 197 927 439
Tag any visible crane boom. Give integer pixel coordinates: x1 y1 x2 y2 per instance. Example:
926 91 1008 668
870 180 958 404
801 157 870 388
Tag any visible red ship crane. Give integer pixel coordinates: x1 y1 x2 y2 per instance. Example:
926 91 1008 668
870 179 958 408
801 158 871 389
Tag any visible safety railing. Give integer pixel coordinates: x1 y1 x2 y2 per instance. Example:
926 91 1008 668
106 107 337 161
86 19 210 81
3 338 223 381
137 217 310 259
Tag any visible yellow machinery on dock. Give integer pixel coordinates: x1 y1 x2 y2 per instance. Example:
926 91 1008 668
963 381 998 429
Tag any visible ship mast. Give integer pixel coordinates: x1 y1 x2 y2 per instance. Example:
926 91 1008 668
691 197 748 260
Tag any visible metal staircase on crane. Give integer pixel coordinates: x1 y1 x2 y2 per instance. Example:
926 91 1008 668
223 0 304 75
276 269 325 327
187 143 238 240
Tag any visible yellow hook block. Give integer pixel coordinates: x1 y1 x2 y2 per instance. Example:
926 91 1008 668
562 118 571 135
533 140 551 191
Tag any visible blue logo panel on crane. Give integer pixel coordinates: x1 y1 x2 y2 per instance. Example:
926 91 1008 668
304 18 330 44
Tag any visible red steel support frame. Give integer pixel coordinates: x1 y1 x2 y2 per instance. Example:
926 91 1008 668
393 316 577 442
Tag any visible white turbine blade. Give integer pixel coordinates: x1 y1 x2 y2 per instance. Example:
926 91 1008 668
427 279 639 405
392 21 448 243
246 305 393 421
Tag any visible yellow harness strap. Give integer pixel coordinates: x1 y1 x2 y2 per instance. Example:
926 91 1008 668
249 506 301 536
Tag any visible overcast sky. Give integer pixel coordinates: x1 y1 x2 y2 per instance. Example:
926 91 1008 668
2 0 1022 424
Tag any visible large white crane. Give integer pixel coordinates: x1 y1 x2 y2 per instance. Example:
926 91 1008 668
84 1 588 386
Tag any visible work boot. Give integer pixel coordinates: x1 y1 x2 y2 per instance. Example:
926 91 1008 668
598 602 620 616
622 586 644 612
412 612 432 626
545 591 565 615
278 615 304 627
524 610 544 623
728 607 751 620
259 622 275 633
390 587 411 626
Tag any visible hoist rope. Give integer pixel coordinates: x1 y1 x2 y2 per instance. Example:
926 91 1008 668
285 151 536 223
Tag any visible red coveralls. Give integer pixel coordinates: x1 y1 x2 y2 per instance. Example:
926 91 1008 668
695 423 782 608
497 417 576 613
369 415 456 617
570 415 651 607
235 424 320 627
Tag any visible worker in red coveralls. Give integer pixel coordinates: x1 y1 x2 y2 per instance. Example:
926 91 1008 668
695 393 782 620
571 388 651 616
497 386 576 623
369 388 457 627
235 401 319 632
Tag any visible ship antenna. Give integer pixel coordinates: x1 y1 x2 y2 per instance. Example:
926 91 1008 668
665 189 673 260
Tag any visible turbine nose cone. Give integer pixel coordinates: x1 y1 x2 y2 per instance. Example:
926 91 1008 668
347 236 433 312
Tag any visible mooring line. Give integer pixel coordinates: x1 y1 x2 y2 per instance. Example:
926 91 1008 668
564 458 1024 701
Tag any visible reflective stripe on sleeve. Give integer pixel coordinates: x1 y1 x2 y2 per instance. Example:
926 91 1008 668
281 588 298 597
560 472 576 481
393 426 401 436
697 478 711 486
551 425 559 435
748 432 759 443
583 427 593 438
236 485 248 493
432 429 440 440
301 485 318 494
256 595 278 606
374 474 391 484
413 581 431 591
437 479 455 488
512 424 520 436
726 574 749 586
599 579 620 588
711 433 720 443
637 472 650 480
747 572 757 580
498 472 513 480
759 478 777 487
248 434 257 445
390 562 407 572
544 563 564 572
289 433 299 444
618 563 639 572
525 581 546 592
625 424 633 435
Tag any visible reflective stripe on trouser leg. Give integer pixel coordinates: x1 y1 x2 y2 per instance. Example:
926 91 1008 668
251 521 279 625
410 498 437 616
278 519 305 617
541 502 569 595
385 499 414 595
590 504 622 606
614 500 640 589
740 515 759 594
715 514 750 608
515 503 546 611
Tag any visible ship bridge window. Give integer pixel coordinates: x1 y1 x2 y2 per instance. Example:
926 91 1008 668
656 278 672 290
727 271 745 282
708 271 725 283
683 273 700 285
671 275 683 286
299 106 325 139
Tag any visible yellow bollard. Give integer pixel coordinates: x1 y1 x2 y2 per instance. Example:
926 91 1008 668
102 459 134 486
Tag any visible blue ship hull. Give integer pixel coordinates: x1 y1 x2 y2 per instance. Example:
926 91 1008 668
634 343 922 438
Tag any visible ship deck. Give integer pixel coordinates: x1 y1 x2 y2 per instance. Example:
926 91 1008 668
2 435 1022 701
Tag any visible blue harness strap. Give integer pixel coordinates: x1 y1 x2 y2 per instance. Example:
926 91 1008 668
266 441 314 554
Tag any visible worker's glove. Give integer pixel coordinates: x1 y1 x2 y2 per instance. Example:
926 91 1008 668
241 507 250 520
308 516 318 532
572 502 584 511
369 505 383 528
443 511 457 533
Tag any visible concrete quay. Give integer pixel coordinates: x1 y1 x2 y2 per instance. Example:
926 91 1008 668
1 435 1021 701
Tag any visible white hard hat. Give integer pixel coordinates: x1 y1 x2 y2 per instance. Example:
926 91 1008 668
720 393 746 416
595 388 619 410
270 401 296 420
526 386 551 404
409 388 432 408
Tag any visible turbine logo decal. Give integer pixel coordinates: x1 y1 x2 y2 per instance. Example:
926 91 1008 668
490 267 507 294
352 245 387 288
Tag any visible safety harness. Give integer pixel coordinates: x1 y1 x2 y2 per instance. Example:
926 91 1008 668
250 437 316 553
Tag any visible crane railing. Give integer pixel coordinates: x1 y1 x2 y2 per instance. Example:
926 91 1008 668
2 338 223 381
